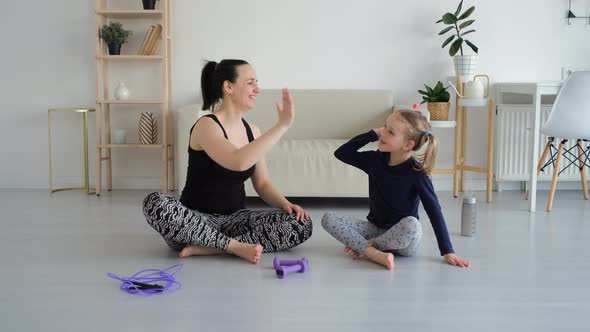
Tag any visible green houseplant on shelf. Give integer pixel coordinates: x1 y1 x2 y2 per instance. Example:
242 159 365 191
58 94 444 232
418 81 451 121
436 0 478 79
99 22 132 55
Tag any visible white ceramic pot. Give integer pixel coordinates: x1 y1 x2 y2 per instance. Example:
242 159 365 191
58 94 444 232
114 82 130 100
453 55 478 80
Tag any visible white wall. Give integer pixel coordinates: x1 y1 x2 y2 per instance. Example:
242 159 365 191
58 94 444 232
1 0 589 190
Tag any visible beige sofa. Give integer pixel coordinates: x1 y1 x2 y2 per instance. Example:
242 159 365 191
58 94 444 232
175 89 394 197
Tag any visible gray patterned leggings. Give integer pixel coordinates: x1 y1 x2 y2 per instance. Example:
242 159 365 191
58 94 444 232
142 192 313 253
321 212 422 257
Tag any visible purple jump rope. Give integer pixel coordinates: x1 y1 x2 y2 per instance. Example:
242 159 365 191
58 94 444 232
107 264 183 296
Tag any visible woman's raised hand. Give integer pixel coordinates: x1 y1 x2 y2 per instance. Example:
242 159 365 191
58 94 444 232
275 88 294 129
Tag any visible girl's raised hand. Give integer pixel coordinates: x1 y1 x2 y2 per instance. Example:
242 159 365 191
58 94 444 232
444 253 470 268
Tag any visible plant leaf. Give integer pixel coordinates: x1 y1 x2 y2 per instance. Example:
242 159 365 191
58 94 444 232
436 18 443 24
441 35 455 48
425 85 434 95
454 0 463 16
434 81 443 94
461 29 476 36
449 38 463 56
418 89 429 96
465 39 478 53
458 6 475 20
459 20 475 29
442 13 458 24
438 26 454 35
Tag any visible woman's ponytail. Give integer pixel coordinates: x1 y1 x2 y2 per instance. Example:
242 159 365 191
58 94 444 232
201 61 219 111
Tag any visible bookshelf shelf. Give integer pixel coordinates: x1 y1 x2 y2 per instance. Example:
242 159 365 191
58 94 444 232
99 144 165 149
95 0 174 195
98 55 163 61
99 100 164 104
96 10 163 18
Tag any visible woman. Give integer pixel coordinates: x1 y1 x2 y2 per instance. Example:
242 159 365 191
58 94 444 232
143 59 312 264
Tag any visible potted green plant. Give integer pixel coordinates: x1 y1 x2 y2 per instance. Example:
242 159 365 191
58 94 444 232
99 22 132 55
436 0 478 79
418 81 451 120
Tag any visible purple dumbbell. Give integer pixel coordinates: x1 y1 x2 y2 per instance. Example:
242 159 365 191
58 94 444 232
273 257 308 279
273 256 306 270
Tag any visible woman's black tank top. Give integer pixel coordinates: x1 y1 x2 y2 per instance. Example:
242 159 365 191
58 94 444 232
179 114 256 214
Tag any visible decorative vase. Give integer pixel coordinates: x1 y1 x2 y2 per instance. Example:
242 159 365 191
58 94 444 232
107 42 122 55
114 129 127 144
139 112 157 144
453 55 478 80
114 82 130 100
142 0 156 10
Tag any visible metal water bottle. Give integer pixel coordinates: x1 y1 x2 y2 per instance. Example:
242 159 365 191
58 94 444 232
461 195 477 237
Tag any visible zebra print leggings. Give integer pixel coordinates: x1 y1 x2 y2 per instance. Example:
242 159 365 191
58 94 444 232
142 192 313 252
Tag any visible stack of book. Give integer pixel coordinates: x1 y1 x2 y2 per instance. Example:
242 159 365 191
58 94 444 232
138 24 162 55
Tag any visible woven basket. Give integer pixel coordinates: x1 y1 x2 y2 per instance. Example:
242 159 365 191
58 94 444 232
427 102 450 121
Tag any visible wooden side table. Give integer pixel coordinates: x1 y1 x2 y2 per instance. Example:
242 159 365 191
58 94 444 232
431 120 458 177
48 108 96 194
452 76 495 203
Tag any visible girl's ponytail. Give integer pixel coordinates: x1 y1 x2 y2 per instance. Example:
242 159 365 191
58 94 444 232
395 109 438 176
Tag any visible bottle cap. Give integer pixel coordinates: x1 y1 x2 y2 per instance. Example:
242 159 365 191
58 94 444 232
463 196 477 204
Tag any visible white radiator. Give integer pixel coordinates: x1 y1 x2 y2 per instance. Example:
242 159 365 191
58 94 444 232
495 105 589 182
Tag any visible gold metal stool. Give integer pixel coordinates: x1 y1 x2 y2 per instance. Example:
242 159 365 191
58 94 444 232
48 108 96 194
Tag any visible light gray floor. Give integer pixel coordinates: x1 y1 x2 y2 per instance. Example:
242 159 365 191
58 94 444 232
0 189 589 332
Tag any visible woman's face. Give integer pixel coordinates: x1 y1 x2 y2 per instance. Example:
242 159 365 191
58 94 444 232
226 64 260 110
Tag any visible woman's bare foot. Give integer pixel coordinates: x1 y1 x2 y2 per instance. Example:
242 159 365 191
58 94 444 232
179 245 226 258
343 246 362 259
364 246 394 270
226 240 263 264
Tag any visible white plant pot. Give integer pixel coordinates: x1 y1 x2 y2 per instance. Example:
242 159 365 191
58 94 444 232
453 55 478 80
113 129 127 144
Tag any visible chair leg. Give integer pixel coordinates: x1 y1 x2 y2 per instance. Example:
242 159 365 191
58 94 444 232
537 138 553 176
577 141 589 200
547 141 565 212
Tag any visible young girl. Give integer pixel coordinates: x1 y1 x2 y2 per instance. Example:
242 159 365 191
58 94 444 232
321 109 469 269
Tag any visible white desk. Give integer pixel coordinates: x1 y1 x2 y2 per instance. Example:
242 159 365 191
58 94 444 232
495 81 563 211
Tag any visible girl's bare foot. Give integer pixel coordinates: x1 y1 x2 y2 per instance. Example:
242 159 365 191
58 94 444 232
364 246 394 270
179 245 226 258
343 246 362 259
226 240 263 264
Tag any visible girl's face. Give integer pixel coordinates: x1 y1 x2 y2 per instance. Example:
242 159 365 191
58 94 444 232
225 64 260 110
378 113 415 153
